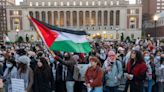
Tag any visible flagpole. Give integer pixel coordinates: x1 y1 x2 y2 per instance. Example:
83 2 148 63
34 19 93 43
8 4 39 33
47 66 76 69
27 16 54 55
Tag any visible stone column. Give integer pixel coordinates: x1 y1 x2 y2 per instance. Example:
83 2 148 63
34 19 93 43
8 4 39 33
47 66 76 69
77 11 79 28
52 11 54 25
70 11 73 27
64 11 66 27
83 11 86 26
58 11 60 26
102 10 104 26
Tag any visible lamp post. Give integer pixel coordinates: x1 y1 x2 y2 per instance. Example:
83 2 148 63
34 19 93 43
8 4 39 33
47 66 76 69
153 15 159 41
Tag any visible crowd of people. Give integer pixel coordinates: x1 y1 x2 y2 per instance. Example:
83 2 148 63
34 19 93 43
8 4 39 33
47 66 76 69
0 38 163 92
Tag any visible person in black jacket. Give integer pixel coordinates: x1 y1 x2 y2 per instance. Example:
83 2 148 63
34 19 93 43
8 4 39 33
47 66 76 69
34 57 55 92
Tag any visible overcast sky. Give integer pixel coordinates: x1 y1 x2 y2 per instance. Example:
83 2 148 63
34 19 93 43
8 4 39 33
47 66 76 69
15 0 136 5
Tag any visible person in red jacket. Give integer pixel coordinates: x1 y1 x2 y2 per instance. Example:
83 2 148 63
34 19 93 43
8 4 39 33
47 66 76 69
124 50 147 92
85 56 103 92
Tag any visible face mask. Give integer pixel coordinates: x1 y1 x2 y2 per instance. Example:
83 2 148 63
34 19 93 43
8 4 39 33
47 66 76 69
6 63 13 68
49 56 54 63
100 50 105 53
144 56 150 62
0 56 5 62
156 56 161 60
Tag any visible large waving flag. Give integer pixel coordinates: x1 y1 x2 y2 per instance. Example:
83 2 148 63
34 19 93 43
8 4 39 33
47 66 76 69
29 16 91 53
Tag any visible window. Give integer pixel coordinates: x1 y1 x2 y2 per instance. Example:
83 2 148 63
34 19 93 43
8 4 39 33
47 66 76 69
67 2 70 6
73 1 76 6
42 2 45 6
162 3 164 5
80 1 82 6
54 2 57 6
104 1 107 6
14 11 19 15
86 1 88 6
157 7 160 9
98 1 101 6
116 1 119 5
92 1 95 6
29 2 32 6
130 9 135 14
111 1 113 5
157 3 160 5
36 2 38 6
61 2 63 6
48 2 51 6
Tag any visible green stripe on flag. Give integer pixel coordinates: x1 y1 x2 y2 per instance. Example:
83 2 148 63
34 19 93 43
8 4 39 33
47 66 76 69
50 40 91 53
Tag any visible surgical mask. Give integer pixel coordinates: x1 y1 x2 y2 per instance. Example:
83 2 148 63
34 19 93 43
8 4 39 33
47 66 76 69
144 56 150 62
6 63 13 68
100 50 105 53
49 56 54 63
156 56 161 61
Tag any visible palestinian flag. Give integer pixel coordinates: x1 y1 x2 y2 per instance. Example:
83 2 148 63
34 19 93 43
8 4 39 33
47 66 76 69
29 16 91 53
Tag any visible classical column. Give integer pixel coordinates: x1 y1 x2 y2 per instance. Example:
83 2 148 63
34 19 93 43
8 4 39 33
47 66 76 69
89 11 91 26
39 11 41 21
58 11 60 26
52 11 54 25
77 11 79 27
33 11 36 19
102 10 104 26
108 10 110 26
96 10 98 26
70 11 73 27
83 11 86 26
113 10 116 28
45 11 48 23
64 11 66 27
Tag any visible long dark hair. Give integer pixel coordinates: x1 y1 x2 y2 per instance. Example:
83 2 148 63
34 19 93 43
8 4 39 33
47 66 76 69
35 57 51 79
130 50 144 64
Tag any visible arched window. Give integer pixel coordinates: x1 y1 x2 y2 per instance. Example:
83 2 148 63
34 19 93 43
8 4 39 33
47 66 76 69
35 11 39 20
66 11 71 26
91 11 96 26
41 11 46 22
48 11 52 24
60 11 64 26
73 11 77 26
110 11 114 26
54 11 58 26
85 11 90 26
98 11 102 26
29 11 33 17
104 11 108 26
116 10 120 25
79 11 83 26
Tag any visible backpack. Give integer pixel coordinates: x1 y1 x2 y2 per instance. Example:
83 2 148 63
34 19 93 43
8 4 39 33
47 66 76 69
73 65 81 81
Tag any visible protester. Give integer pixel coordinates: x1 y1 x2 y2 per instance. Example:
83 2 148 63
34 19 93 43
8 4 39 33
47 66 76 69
124 50 147 92
3 58 17 92
85 56 103 92
34 57 55 92
143 51 153 92
17 55 33 92
103 50 123 92
156 56 164 92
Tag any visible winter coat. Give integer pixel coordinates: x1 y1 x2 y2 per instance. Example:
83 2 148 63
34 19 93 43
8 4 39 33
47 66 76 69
102 60 123 87
125 60 147 92
34 68 54 92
